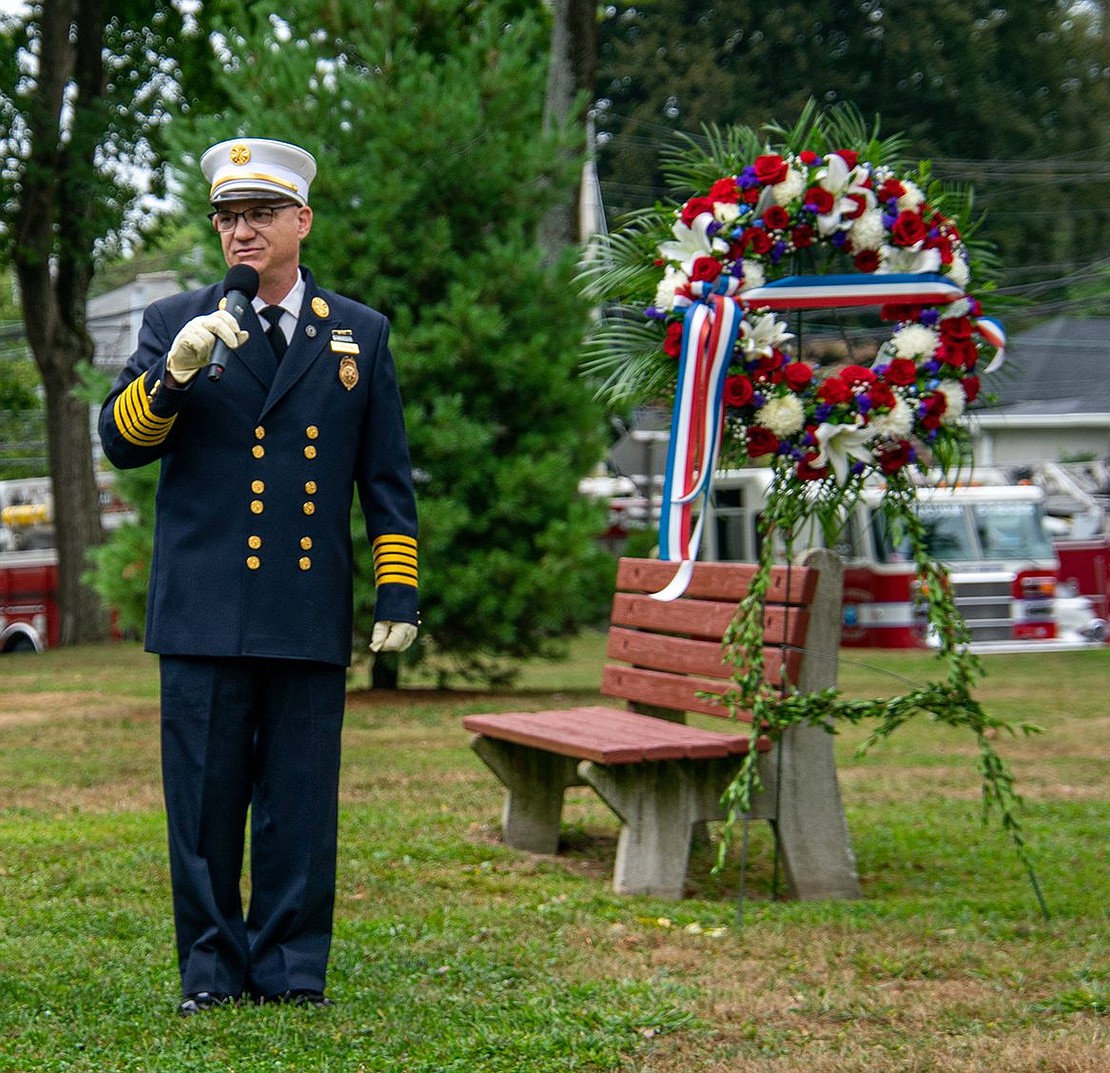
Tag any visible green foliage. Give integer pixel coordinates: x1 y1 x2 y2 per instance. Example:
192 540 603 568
130 0 618 683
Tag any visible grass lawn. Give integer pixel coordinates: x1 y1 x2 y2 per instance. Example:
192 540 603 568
0 639 1106 1071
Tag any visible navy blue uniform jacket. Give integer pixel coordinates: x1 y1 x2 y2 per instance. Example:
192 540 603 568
99 267 419 667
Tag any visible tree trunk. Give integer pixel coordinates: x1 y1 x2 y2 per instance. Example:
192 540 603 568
11 0 109 645
539 0 599 256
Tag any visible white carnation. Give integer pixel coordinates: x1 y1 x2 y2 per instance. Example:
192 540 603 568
892 324 939 359
714 201 740 225
772 167 806 206
653 266 688 312
896 181 925 210
868 398 914 439
947 254 970 288
938 380 966 424
739 260 765 291
756 393 805 438
848 209 886 251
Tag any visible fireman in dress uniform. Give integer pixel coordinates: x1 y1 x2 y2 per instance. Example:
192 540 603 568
98 137 419 1015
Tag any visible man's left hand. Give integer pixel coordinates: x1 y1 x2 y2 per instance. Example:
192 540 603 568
370 621 418 653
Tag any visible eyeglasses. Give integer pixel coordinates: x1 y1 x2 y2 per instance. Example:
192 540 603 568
208 204 298 232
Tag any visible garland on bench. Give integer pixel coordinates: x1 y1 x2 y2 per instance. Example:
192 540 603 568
577 102 1048 915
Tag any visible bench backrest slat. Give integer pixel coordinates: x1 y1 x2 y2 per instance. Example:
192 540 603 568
602 557 817 721
606 627 803 687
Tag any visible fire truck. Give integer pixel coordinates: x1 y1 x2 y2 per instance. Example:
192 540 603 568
0 475 131 654
702 468 1108 651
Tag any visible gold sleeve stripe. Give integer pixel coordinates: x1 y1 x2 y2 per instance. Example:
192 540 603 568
113 376 176 447
372 534 418 587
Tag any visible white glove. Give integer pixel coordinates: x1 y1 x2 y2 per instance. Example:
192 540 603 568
370 621 418 653
166 310 249 384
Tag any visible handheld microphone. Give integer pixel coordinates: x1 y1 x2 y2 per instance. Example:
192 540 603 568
207 264 260 382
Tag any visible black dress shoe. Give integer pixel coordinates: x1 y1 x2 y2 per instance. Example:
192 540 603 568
178 991 235 1016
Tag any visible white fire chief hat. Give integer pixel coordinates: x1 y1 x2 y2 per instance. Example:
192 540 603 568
201 138 317 206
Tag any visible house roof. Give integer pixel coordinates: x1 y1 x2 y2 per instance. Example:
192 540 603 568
980 316 1110 416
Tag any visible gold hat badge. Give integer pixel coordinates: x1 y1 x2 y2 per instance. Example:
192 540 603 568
229 143 251 166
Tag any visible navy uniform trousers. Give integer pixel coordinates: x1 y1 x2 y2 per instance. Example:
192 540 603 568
160 655 347 998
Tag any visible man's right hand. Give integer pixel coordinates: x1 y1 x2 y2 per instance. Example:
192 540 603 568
166 310 249 385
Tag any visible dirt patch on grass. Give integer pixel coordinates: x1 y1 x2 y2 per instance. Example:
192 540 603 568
0 691 153 727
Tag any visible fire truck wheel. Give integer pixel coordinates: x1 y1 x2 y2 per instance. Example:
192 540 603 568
4 634 37 654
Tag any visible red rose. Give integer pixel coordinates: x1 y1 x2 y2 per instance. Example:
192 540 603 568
784 362 814 391
920 391 947 429
723 374 754 408
925 233 954 264
817 378 852 405
791 223 814 249
962 375 981 403
757 348 786 374
841 364 877 385
690 256 722 283
746 425 780 458
937 340 978 368
853 249 880 273
680 196 715 226
940 317 973 343
744 227 774 255
763 204 790 230
891 210 927 247
879 303 924 323
662 322 684 358
878 178 905 202
833 149 859 169
878 439 913 475
796 450 829 482
884 358 919 386
708 177 740 203
842 192 869 221
805 187 835 214
742 187 760 205
753 154 788 185
799 150 819 165
868 381 897 410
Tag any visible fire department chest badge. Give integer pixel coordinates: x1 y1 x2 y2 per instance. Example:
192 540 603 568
338 356 358 391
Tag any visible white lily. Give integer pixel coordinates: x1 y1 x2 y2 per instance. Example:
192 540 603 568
815 154 876 237
741 311 794 357
658 211 729 275
878 244 942 274
814 420 874 484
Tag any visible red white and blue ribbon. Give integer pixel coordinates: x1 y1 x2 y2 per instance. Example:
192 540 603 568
975 315 1007 373
740 271 966 311
654 287 742 601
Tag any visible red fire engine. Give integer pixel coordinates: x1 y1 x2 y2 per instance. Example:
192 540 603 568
0 475 130 653
702 468 1108 651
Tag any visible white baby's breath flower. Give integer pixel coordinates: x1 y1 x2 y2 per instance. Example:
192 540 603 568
937 380 966 423
892 324 939 359
653 266 688 312
868 398 914 439
756 393 805 438
847 209 885 251
772 166 806 206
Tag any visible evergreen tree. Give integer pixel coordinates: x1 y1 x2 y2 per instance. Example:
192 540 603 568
132 0 615 684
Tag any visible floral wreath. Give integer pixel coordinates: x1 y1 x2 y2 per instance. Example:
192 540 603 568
579 106 1047 914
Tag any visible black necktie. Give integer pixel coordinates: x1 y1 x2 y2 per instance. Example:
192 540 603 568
260 305 288 362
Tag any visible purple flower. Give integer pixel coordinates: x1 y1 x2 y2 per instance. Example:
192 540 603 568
644 306 667 320
738 166 759 188
919 309 941 327
814 403 833 422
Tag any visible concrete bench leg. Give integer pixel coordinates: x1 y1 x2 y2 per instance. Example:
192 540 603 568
758 725 862 900
578 757 749 899
469 736 582 854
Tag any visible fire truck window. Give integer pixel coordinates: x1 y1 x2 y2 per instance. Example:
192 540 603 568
972 503 1054 561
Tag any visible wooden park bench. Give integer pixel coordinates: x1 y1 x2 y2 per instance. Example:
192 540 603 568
463 548 862 900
